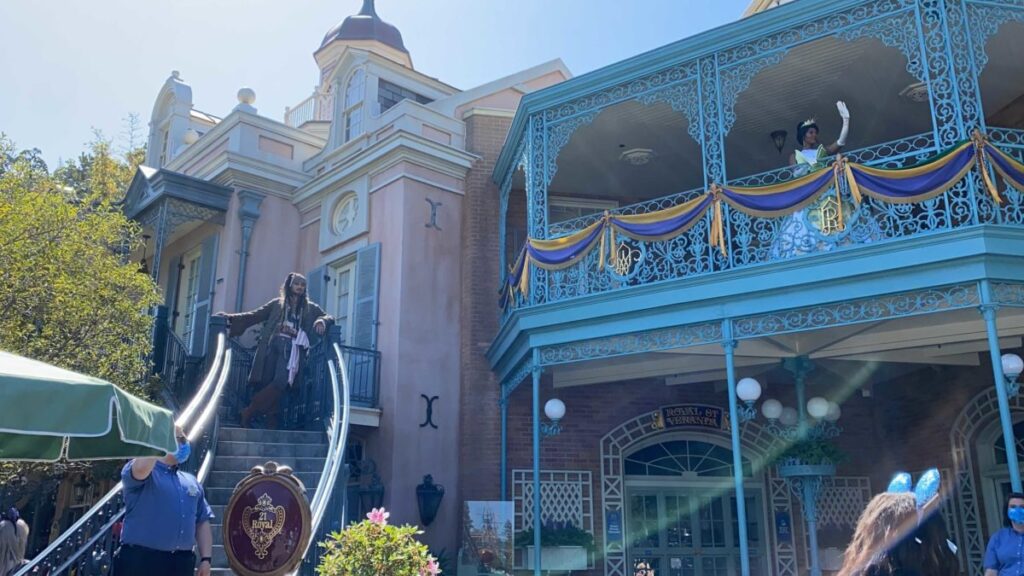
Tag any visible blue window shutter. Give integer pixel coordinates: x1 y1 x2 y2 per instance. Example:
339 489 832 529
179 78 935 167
307 265 328 309
352 243 380 350
189 234 219 356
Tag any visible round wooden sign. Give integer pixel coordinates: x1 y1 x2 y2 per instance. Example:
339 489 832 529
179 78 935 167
223 461 312 576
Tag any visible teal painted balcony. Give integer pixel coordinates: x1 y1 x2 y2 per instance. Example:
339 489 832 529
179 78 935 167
492 0 1024 331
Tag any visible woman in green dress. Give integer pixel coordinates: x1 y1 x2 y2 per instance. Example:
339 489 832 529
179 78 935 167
790 101 849 175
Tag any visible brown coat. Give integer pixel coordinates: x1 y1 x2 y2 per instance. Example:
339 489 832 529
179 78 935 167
224 298 333 385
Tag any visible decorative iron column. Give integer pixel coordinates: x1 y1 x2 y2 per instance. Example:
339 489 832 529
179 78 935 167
500 390 508 500
531 349 543 576
980 279 1023 491
722 320 751 576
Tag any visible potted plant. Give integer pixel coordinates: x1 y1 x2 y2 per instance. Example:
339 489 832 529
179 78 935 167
514 520 594 571
317 508 441 576
776 438 843 478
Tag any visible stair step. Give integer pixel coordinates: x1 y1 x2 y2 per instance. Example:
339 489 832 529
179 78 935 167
217 427 325 444
210 455 326 474
215 440 328 457
206 470 322 492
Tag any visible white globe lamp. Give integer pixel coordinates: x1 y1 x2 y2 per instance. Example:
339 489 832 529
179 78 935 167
1002 353 1023 380
761 398 783 420
825 401 842 422
736 377 763 403
779 407 799 427
807 397 830 420
544 398 566 422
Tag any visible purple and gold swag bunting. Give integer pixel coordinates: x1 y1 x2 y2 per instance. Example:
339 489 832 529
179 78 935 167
502 135 1013 306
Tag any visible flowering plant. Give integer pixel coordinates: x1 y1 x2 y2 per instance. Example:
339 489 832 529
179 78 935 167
317 507 441 576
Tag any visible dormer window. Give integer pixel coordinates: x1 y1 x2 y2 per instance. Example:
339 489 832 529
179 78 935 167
344 69 366 142
377 79 432 113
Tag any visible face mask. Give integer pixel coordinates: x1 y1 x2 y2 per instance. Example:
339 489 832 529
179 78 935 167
174 439 191 464
1008 507 1024 524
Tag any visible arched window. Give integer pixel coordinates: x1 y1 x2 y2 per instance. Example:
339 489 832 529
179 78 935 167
624 439 752 477
343 69 366 142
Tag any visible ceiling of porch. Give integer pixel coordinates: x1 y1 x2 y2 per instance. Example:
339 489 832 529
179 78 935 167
550 307 1024 389
526 25 1023 214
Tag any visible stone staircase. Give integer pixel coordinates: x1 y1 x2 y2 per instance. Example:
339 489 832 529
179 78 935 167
206 426 328 575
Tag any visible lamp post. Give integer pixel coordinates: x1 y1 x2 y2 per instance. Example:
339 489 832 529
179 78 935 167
733 363 840 576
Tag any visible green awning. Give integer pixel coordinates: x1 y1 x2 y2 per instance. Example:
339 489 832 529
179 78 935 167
0 351 177 461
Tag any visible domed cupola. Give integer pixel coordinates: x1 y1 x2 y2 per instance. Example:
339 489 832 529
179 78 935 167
320 0 408 55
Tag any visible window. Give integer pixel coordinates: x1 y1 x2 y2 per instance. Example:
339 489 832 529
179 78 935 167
549 196 618 225
327 259 357 343
377 79 432 114
343 69 366 142
331 193 359 235
174 246 203 343
158 129 170 166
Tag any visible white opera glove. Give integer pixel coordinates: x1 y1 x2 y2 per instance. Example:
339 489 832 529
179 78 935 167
836 100 850 146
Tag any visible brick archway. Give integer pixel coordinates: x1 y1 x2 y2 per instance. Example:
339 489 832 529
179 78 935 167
950 388 1024 574
599 407 793 576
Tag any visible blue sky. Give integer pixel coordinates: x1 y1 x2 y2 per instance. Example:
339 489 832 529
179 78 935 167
0 0 748 167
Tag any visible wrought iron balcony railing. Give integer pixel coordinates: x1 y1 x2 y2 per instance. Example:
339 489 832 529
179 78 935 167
504 129 1024 317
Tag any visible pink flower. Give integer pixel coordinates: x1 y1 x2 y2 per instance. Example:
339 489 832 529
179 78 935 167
366 507 390 526
420 558 441 576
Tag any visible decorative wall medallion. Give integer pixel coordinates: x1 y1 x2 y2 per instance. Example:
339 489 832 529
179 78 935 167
425 198 443 231
223 461 311 576
332 193 358 235
420 394 439 429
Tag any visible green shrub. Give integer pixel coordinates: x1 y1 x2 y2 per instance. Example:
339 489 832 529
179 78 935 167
317 508 440 576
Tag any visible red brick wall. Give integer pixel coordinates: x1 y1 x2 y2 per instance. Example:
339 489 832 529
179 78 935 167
459 113 514 505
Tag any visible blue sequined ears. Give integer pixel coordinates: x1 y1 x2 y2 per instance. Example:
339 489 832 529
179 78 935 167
886 468 941 508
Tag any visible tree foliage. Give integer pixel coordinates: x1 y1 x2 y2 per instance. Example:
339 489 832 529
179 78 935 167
0 132 159 395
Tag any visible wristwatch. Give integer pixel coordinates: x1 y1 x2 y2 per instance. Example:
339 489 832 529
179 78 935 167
200 556 212 565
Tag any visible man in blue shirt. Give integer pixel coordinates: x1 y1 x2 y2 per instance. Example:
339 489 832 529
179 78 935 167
985 492 1024 575
113 427 213 576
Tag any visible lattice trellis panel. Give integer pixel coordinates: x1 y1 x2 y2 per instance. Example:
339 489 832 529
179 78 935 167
817 476 872 528
801 476 871 572
513 470 593 533
769 468 797 576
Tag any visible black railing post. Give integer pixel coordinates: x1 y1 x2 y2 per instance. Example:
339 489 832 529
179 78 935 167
151 305 169 375
207 314 229 357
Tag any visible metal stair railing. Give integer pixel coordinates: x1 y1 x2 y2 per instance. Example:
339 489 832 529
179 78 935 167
16 326 232 576
297 342 353 575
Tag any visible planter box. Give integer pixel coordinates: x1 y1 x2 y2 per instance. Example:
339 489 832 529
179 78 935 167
778 463 836 478
523 546 589 571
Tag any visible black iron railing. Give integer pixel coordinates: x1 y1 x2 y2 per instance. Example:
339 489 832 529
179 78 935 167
223 325 380 430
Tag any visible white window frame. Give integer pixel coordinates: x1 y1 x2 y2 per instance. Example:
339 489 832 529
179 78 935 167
175 245 203 343
327 258 357 344
343 69 366 143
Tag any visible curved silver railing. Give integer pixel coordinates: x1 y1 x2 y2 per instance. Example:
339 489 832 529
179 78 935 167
301 343 353 564
16 334 231 576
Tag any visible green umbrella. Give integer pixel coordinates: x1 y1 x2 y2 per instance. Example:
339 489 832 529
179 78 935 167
0 351 177 461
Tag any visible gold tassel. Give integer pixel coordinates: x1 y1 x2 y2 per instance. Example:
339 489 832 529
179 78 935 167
609 225 618 269
598 224 607 271
973 130 1001 204
844 159 863 205
519 256 530 296
833 159 845 231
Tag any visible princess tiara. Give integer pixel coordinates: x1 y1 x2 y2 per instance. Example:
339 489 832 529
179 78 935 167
801 118 817 128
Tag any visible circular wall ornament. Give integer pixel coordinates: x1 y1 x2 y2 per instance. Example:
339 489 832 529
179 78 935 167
331 193 358 235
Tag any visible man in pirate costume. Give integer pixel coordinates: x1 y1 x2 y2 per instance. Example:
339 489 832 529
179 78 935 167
217 273 333 429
